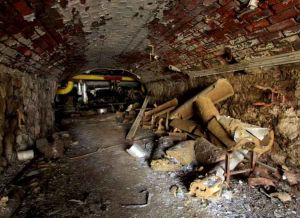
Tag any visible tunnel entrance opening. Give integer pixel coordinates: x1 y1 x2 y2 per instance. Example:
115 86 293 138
54 68 146 124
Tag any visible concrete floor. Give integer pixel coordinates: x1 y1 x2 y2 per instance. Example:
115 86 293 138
14 114 299 217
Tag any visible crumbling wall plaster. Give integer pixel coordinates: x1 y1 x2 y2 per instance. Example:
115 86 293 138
0 64 56 168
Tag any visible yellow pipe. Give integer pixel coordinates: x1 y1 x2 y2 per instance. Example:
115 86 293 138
72 74 135 81
56 81 74 95
72 75 105 80
56 75 138 95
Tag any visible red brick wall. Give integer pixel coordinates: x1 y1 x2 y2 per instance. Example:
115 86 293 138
0 0 299 76
0 0 85 78
147 0 300 70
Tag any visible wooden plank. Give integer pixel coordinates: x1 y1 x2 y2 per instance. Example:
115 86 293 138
184 50 300 78
126 96 150 140
144 98 178 119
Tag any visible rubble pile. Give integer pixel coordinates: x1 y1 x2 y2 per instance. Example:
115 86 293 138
127 78 299 202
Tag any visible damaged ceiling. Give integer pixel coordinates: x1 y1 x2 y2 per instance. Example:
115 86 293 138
0 0 299 79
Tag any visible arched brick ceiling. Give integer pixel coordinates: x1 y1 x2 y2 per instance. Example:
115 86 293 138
0 0 299 79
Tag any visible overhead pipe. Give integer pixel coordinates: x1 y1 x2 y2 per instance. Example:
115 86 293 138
56 81 74 95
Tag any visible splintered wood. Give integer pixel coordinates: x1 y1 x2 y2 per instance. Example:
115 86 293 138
126 96 150 140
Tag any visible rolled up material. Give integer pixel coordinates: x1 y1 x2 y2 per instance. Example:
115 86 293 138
195 96 220 123
170 79 234 120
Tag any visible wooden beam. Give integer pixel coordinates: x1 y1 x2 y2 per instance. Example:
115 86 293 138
126 96 150 140
184 50 300 78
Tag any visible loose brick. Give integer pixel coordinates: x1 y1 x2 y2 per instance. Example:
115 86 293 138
269 7 300 23
259 31 284 42
246 19 270 32
272 0 300 12
267 18 297 32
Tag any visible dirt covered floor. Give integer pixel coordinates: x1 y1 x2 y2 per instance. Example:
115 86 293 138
0 66 299 217
6 113 299 217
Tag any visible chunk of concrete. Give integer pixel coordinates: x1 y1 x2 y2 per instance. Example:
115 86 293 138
166 140 196 165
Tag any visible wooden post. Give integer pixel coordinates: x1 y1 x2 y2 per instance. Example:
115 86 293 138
126 96 150 140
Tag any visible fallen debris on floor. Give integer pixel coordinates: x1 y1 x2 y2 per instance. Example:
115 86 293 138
150 158 182 172
270 192 292 203
124 78 299 203
166 140 196 166
189 175 223 199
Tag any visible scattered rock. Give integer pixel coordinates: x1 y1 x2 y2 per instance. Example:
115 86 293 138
270 192 292 203
150 158 181 172
283 171 298 186
166 140 196 165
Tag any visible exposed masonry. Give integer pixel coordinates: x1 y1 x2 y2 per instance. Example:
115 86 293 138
0 0 171 77
147 0 300 70
0 0 299 77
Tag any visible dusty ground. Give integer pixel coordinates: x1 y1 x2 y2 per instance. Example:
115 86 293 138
4 113 297 217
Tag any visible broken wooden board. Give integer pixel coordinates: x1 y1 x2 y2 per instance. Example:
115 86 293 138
184 50 300 78
144 98 178 120
126 96 150 140
170 79 234 120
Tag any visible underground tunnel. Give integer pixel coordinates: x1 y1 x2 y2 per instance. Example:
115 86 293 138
0 0 300 217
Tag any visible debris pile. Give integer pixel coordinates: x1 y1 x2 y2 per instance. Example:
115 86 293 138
127 78 298 202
